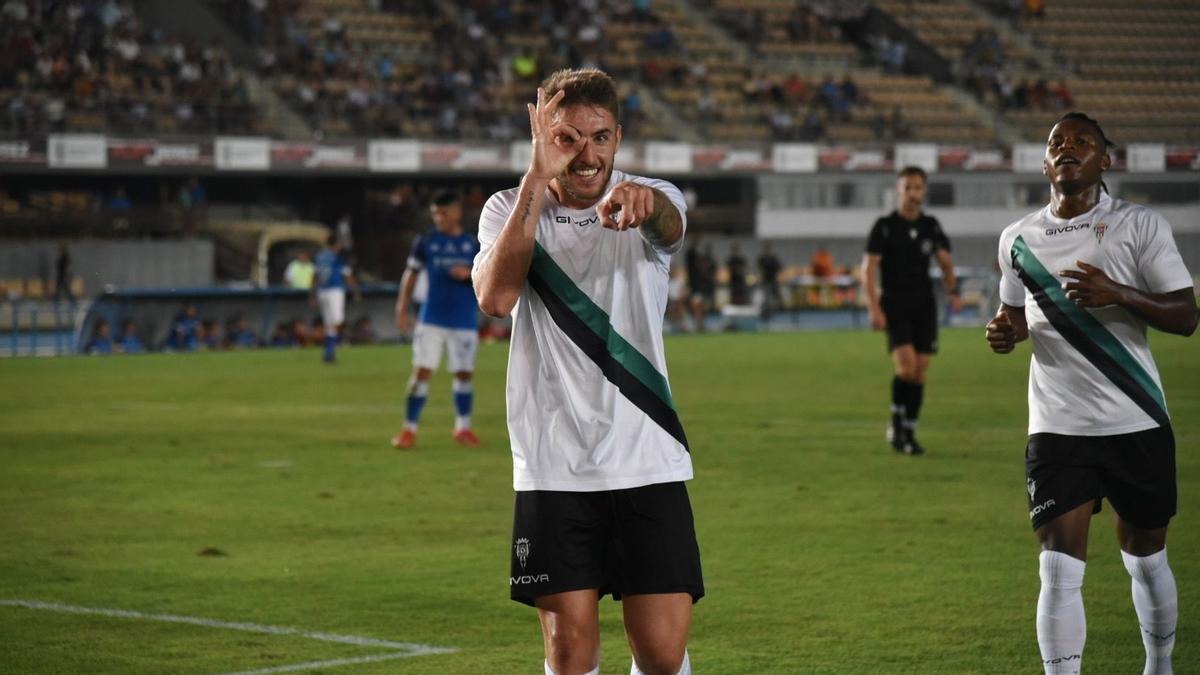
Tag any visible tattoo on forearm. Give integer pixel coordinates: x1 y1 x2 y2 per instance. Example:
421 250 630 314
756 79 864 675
641 190 680 246
519 188 536 225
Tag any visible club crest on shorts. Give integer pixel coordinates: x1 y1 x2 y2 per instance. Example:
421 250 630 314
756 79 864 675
1094 222 1107 244
514 537 531 569
1027 478 1037 500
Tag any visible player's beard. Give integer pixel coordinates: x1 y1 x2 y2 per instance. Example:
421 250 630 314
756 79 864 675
558 162 611 207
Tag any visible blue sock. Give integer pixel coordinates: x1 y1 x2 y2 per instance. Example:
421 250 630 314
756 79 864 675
323 334 336 361
406 379 430 427
453 379 473 418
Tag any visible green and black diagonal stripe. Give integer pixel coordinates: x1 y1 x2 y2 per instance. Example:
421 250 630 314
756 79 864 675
527 242 689 450
1011 235 1169 427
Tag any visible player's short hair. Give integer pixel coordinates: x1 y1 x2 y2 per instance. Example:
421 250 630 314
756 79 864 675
1055 111 1115 150
896 166 927 182
540 67 620 124
432 190 460 207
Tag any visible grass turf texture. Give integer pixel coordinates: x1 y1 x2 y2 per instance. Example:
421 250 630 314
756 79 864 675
1 327 1196 674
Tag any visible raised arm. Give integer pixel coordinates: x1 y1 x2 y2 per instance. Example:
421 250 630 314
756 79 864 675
595 183 683 249
473 88 581 317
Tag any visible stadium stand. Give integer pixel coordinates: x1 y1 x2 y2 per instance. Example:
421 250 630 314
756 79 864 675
0 0 260 137
672 0 996 145
999 0 1200 143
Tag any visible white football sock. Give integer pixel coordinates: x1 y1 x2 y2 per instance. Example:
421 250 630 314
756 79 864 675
1038 551 1087 674
1122 548 1177 675
631 649 690 675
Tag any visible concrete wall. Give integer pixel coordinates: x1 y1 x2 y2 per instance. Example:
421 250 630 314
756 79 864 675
0 240 215 297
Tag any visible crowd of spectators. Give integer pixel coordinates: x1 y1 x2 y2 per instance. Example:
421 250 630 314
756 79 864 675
211 0 688 140
1 0 258 137
960 29 1071 114
732 71 865 142
85 302 377 355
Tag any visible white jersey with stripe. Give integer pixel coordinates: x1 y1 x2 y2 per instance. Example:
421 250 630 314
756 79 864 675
997 192 1193 436
476 170 692 492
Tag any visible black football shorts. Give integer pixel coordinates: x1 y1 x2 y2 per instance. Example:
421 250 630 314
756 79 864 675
509 481 705 607
882 297 938 354
1024 425 1176 531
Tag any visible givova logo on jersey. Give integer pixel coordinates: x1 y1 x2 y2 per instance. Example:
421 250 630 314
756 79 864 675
556 215 599 227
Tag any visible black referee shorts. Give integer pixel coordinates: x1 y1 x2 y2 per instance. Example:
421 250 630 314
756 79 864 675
882 296 938 354
1024 425 1176 531
509 481 705 607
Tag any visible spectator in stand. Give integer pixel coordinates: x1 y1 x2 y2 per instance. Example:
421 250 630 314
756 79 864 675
811 246 836 280
284 249 316 290
840 75 861 117
167 304 200 352
727 244 750 306
768 107 795 140
1029 79 1049 110
226 316 259 349
349 315 377 345
686 242 717 333
799 107 826 141
819 74 847 120
270 320 295 348
1051 80 1074 109
53 243 74 303
199 319 221 350
84 318 114 355
109 187 132 230
119 319 145 354
758 243 785 318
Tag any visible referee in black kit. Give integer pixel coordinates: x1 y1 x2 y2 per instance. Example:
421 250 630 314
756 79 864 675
861 166 961 455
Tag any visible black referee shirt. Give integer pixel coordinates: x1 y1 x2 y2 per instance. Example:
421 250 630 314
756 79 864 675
865 210 951 303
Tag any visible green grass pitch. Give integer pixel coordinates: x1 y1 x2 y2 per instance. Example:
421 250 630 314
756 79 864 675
1 328 1197 674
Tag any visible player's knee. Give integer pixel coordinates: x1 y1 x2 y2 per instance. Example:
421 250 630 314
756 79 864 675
415 368 433 381
544 627 598 673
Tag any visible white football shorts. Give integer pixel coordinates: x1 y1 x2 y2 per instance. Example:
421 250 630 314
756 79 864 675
412 323 478 373
317 288 345 330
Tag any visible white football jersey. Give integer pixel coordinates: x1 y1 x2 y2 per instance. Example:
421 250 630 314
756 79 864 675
477 170 692 491
997 192 1193 436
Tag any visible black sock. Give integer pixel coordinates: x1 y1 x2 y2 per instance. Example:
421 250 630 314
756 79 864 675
907 382 924 428
890 377 906 444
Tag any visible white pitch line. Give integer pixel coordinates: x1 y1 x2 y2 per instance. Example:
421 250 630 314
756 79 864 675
1 599 458 673
222 651 426 675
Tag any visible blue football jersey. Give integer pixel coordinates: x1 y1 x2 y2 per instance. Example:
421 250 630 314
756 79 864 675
315 249 350 290
408 231 479 330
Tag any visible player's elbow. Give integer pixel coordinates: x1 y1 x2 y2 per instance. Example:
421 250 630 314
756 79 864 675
1181 308 1199 337
476 286 517 318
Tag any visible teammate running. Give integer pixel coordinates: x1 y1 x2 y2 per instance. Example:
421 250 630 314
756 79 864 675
986 112 1197 675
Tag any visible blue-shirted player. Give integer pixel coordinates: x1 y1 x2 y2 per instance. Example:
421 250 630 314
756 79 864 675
310 233 360 363
392 191 481 449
